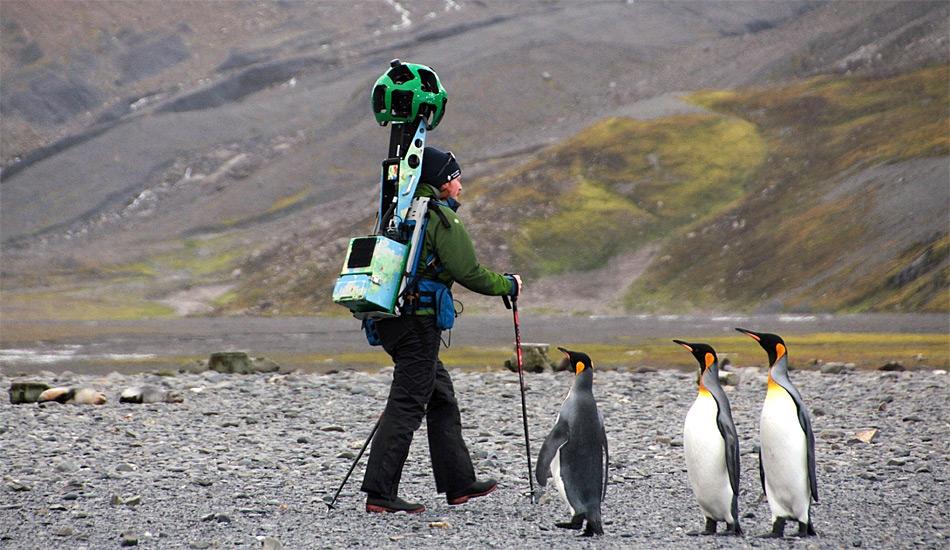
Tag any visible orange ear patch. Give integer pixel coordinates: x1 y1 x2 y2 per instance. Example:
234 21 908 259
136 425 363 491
704 353 715 369
575 361 585 375
776 343 786 359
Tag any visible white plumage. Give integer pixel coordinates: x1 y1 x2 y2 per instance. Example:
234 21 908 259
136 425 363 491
760 383 811 523
683 392 734 523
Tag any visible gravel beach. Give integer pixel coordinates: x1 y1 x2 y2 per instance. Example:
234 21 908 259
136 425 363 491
1 364 947 549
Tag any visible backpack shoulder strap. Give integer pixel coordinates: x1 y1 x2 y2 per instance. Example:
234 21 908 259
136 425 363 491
427 200 452 228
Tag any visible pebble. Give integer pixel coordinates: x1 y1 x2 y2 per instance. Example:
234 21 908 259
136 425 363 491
0 368 945 548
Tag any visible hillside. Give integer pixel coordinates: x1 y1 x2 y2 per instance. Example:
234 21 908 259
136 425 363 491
626 66 949 313
219 65 948 316
1 1 947 320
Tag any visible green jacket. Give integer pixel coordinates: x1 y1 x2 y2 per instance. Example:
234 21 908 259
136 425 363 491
415 184 515 297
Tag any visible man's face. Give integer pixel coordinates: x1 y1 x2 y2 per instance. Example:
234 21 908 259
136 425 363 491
440 177 462 201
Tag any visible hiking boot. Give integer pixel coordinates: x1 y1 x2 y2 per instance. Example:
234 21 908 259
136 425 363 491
446 478 497 505
365 494 425 514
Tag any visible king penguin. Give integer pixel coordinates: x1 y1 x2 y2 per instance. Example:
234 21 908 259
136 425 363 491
674 340 742 536
736 328 818 537
536 347 608 537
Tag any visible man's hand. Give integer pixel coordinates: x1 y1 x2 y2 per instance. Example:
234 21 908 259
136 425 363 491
505 273 523 297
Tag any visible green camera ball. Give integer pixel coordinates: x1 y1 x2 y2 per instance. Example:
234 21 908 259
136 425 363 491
371 59 447 130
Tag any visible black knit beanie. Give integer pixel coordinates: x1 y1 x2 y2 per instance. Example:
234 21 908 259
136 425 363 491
419 147 461 187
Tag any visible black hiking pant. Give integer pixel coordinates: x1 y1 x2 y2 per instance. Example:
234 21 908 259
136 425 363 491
360 315 476 499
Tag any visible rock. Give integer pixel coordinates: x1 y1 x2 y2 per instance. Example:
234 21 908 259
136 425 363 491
718 371 740 386
5 477 31 492
120 532 139 546
54 460 79 473
119 385 183 403
8 380 50 404
208 352 281 374
852 429 879 444
38 386 106 404
320 425 345 432
428 521 451 529
124 495 142 506
505 344 556 373
252 357 282 373
261 537 283 550
879 361 905 371
180 360 209 374
53 526 74 537
887 457 907 466
209 352 252 374
821 362 849 374
296 436 310 444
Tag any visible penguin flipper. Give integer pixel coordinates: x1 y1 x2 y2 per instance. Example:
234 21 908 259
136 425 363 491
600 411 609 500
785 384 819 502
536 418 570 487
798 405 819 502
757 447 767 497
716 410 740 515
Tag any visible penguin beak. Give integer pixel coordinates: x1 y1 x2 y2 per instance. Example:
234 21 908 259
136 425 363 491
556 346 572 372
672 339 693 352
735 327 761 341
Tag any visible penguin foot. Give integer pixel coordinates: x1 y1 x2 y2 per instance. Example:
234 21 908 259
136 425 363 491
714 524 742 536
758 517 786 538
581 521 603 537
795 520 817 537
555 515 584 530
688 518 717 535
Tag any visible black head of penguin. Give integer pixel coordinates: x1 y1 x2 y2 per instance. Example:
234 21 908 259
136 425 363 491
673 340 718 387
557 347 593 376
735 328 786 366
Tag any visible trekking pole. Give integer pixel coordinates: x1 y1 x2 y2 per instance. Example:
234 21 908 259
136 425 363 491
503 294 535 502
326 414 382 512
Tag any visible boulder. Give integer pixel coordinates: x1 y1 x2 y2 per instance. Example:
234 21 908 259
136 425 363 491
504 344 557 373
879 361 905 371
8 380 50 404
207 352 281 374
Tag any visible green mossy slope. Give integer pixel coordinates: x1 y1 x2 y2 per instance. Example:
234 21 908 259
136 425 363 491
503 114 766 276
625 65 949 312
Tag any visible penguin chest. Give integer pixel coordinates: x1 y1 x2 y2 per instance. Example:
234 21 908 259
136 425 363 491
760 382 810 520
683 393 733 522
550 446 572 515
